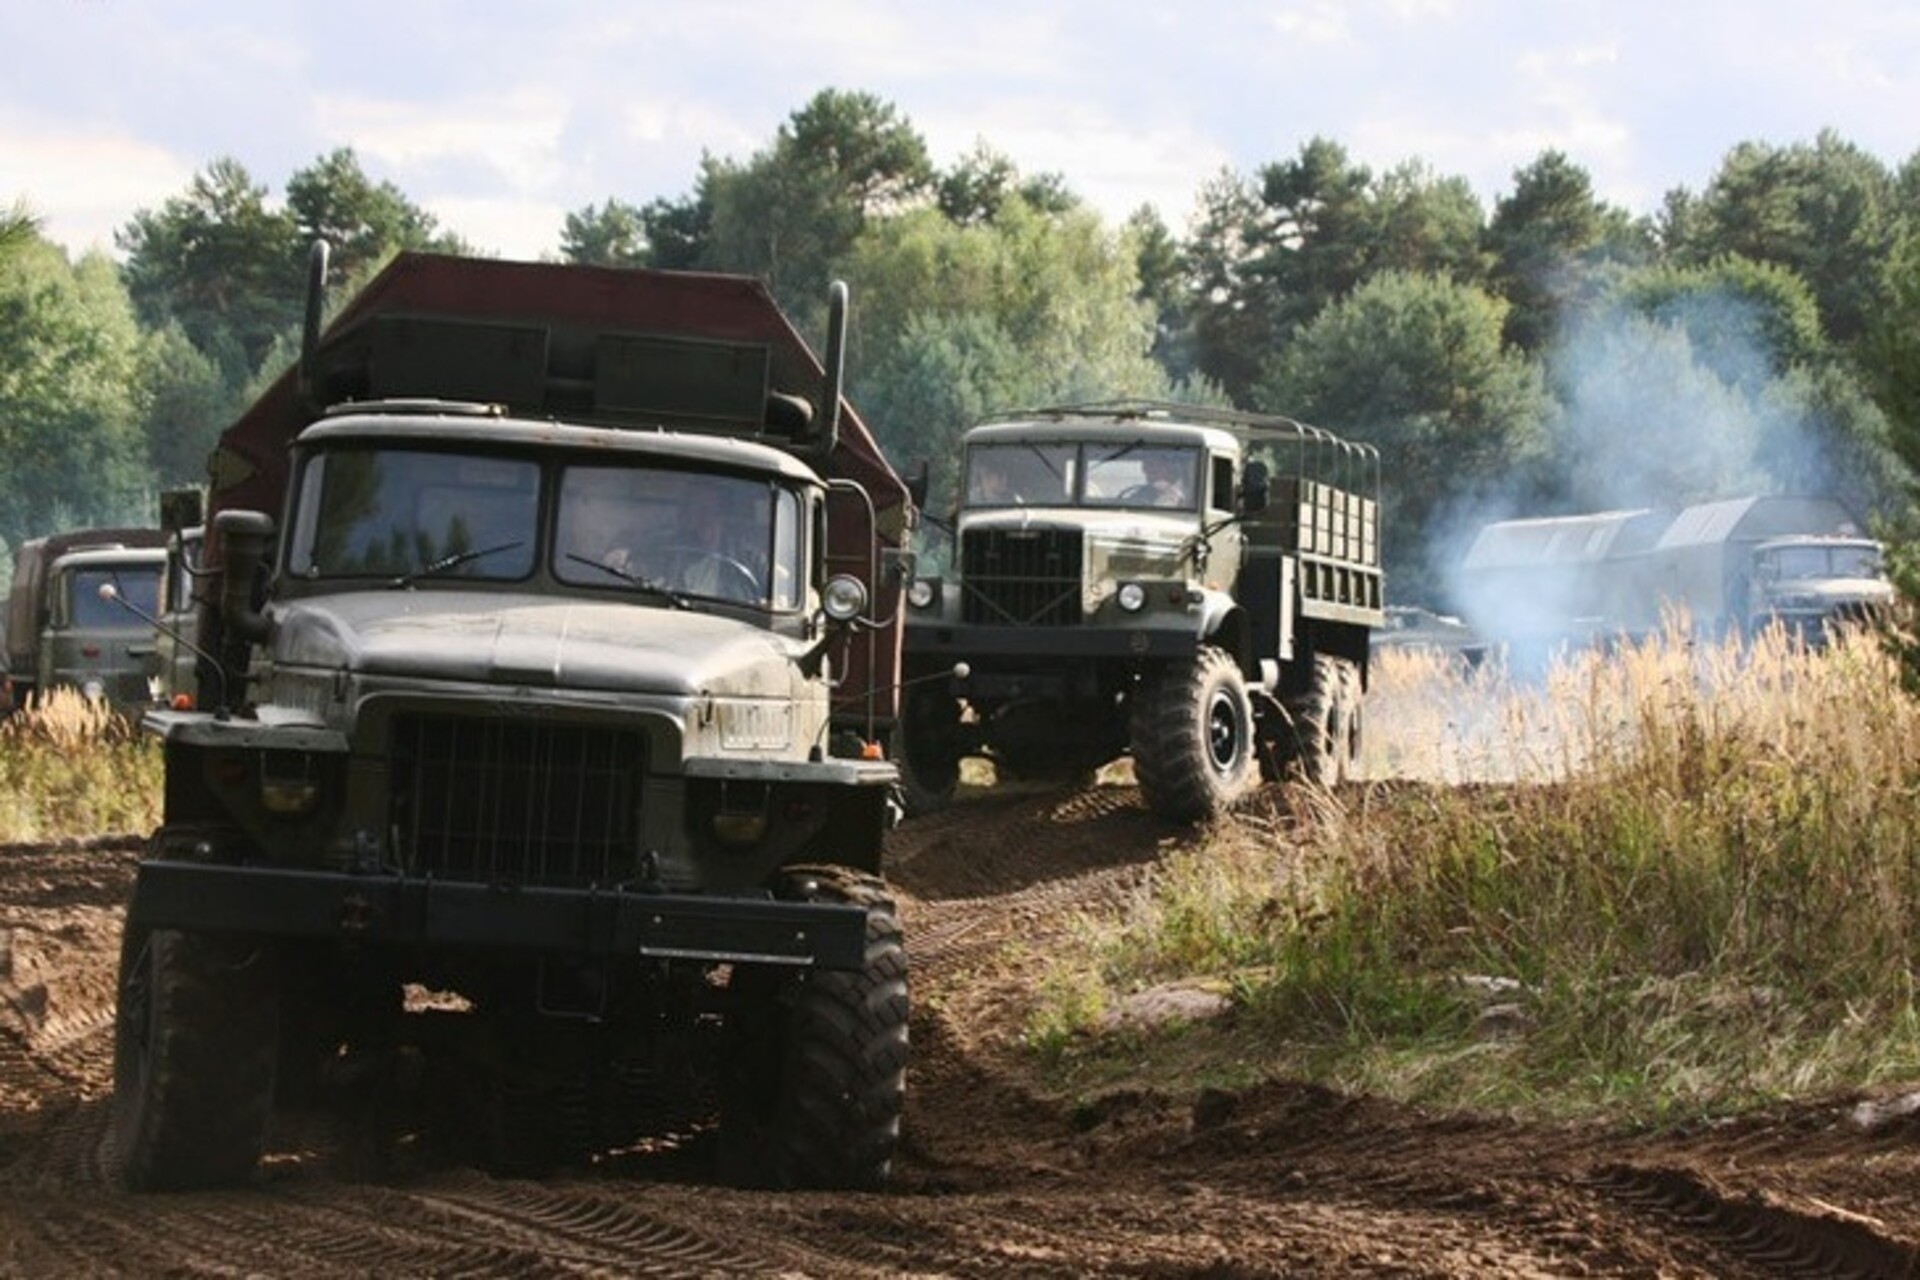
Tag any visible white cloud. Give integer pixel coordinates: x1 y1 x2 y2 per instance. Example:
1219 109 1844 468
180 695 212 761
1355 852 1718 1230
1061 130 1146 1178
310 89 573 194
1384 0 1459 20
916 97 1232 228
0 113 193 256
1337 36 1637 211
426 195 569 263
1268 3 1355 44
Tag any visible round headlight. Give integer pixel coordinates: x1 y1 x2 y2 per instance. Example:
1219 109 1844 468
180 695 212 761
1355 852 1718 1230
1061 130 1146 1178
81 680 107 702
907 578 936 609
822 574 869 622
1117 582 1147 613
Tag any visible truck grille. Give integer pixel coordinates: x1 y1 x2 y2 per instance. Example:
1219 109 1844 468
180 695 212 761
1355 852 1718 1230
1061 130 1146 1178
961 528 1083 627
390 714 643 889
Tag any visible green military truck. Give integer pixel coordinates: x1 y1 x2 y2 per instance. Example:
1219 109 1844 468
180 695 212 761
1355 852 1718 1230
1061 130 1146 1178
898 401 1383 822
4 527 169 710
109 247 915 1191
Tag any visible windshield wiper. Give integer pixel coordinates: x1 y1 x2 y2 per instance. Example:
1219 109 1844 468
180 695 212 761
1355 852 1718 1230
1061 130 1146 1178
388 539 526 588
1026 442 1066 482
563 552 691 609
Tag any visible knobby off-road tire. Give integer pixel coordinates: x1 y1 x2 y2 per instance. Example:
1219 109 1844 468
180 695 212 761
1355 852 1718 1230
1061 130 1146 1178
894 688 962 816
109 926 281 1191
1129 645 1259 823
1269 653 1362 786
720 865 909 1190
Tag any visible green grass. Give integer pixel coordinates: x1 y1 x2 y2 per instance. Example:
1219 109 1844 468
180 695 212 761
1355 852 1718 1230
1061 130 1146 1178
1030 624 1920 1124
0 689 161 841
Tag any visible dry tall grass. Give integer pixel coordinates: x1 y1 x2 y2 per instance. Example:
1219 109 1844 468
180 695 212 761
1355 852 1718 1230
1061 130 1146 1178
1036 624 1920 1120
0 689 161 841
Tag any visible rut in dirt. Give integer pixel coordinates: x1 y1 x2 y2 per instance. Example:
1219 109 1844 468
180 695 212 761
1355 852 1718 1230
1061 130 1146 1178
0 788 1918 1276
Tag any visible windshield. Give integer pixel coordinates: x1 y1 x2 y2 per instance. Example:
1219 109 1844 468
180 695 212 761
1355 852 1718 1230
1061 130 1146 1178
554 464 798 608
963 442 1199 511
289 449 541 581
965 443 1076 507
66 565 162 628
287 446 804 609
1759 543 1885 579
1082 444 1197 510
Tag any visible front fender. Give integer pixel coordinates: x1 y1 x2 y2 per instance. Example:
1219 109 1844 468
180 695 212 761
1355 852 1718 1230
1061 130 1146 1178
1196 592 1251 672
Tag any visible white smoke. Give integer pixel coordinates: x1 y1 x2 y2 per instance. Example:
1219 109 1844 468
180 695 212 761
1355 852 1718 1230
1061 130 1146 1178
1436 285 1862 655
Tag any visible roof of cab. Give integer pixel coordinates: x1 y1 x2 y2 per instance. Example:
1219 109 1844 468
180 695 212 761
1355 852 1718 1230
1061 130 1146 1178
297 401 824 485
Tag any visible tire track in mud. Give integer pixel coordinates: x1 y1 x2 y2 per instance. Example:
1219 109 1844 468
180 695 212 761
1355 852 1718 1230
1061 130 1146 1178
3 803 1920 1276
391 1174 835 1277
1588 1163 1919 1279
889 782 1171 993
8 1186 535 1278
887 782 1174 1181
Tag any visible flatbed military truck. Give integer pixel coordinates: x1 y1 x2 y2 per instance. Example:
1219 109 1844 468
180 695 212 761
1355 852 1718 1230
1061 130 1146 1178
109 247 915 1192
898 401 1383 821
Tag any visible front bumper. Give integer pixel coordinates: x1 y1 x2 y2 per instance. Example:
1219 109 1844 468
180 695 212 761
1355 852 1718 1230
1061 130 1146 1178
127 860 870 971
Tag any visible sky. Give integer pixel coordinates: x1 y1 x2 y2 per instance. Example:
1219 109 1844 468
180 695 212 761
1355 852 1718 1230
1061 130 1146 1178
4 0 1919 262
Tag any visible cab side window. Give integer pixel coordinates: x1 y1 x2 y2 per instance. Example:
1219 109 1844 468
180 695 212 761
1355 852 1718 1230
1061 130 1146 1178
1209 457 1234 513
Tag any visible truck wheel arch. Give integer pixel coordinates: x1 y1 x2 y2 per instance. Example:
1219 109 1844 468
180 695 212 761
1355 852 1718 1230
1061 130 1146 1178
1199 600 1256 681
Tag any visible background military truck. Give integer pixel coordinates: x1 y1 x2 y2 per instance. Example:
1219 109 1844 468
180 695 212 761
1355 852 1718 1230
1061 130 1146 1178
110 246 915 1193
4 527 169 709
1454 494 1892 654
898 401 1383 822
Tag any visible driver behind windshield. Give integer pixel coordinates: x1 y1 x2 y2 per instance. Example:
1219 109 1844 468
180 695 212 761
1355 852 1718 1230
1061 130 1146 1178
671 482 768 603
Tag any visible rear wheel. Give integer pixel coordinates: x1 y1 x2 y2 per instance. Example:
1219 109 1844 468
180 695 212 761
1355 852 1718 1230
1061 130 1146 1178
1265 653 1362 786
894 687 962 816
719 866 909 1189
109 926 280 1191
1129 645 1259 823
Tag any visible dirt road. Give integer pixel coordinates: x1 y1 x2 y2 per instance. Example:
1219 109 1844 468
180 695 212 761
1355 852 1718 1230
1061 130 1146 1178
3 786 1917 1277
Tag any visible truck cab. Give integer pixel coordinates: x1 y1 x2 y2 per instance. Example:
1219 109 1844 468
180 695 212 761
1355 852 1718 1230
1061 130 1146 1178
5 528 169 710
35 544 166 706
1747 535 1894 640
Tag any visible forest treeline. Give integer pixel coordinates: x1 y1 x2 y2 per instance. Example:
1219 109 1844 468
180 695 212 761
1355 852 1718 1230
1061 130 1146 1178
6 87 1920 605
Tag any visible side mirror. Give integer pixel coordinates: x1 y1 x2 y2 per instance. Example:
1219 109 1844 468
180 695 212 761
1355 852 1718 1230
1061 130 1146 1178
1240 460 1270 514
159 487 206 534
905 459 931 512
881 546 916 588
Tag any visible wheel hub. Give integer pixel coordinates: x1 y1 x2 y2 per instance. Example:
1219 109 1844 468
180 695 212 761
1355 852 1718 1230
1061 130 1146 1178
1206 691 1242 772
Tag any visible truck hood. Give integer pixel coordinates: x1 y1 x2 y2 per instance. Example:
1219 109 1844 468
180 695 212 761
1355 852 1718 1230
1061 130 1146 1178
958 507 1229 588
269 591 801 697
961 507 1197 541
